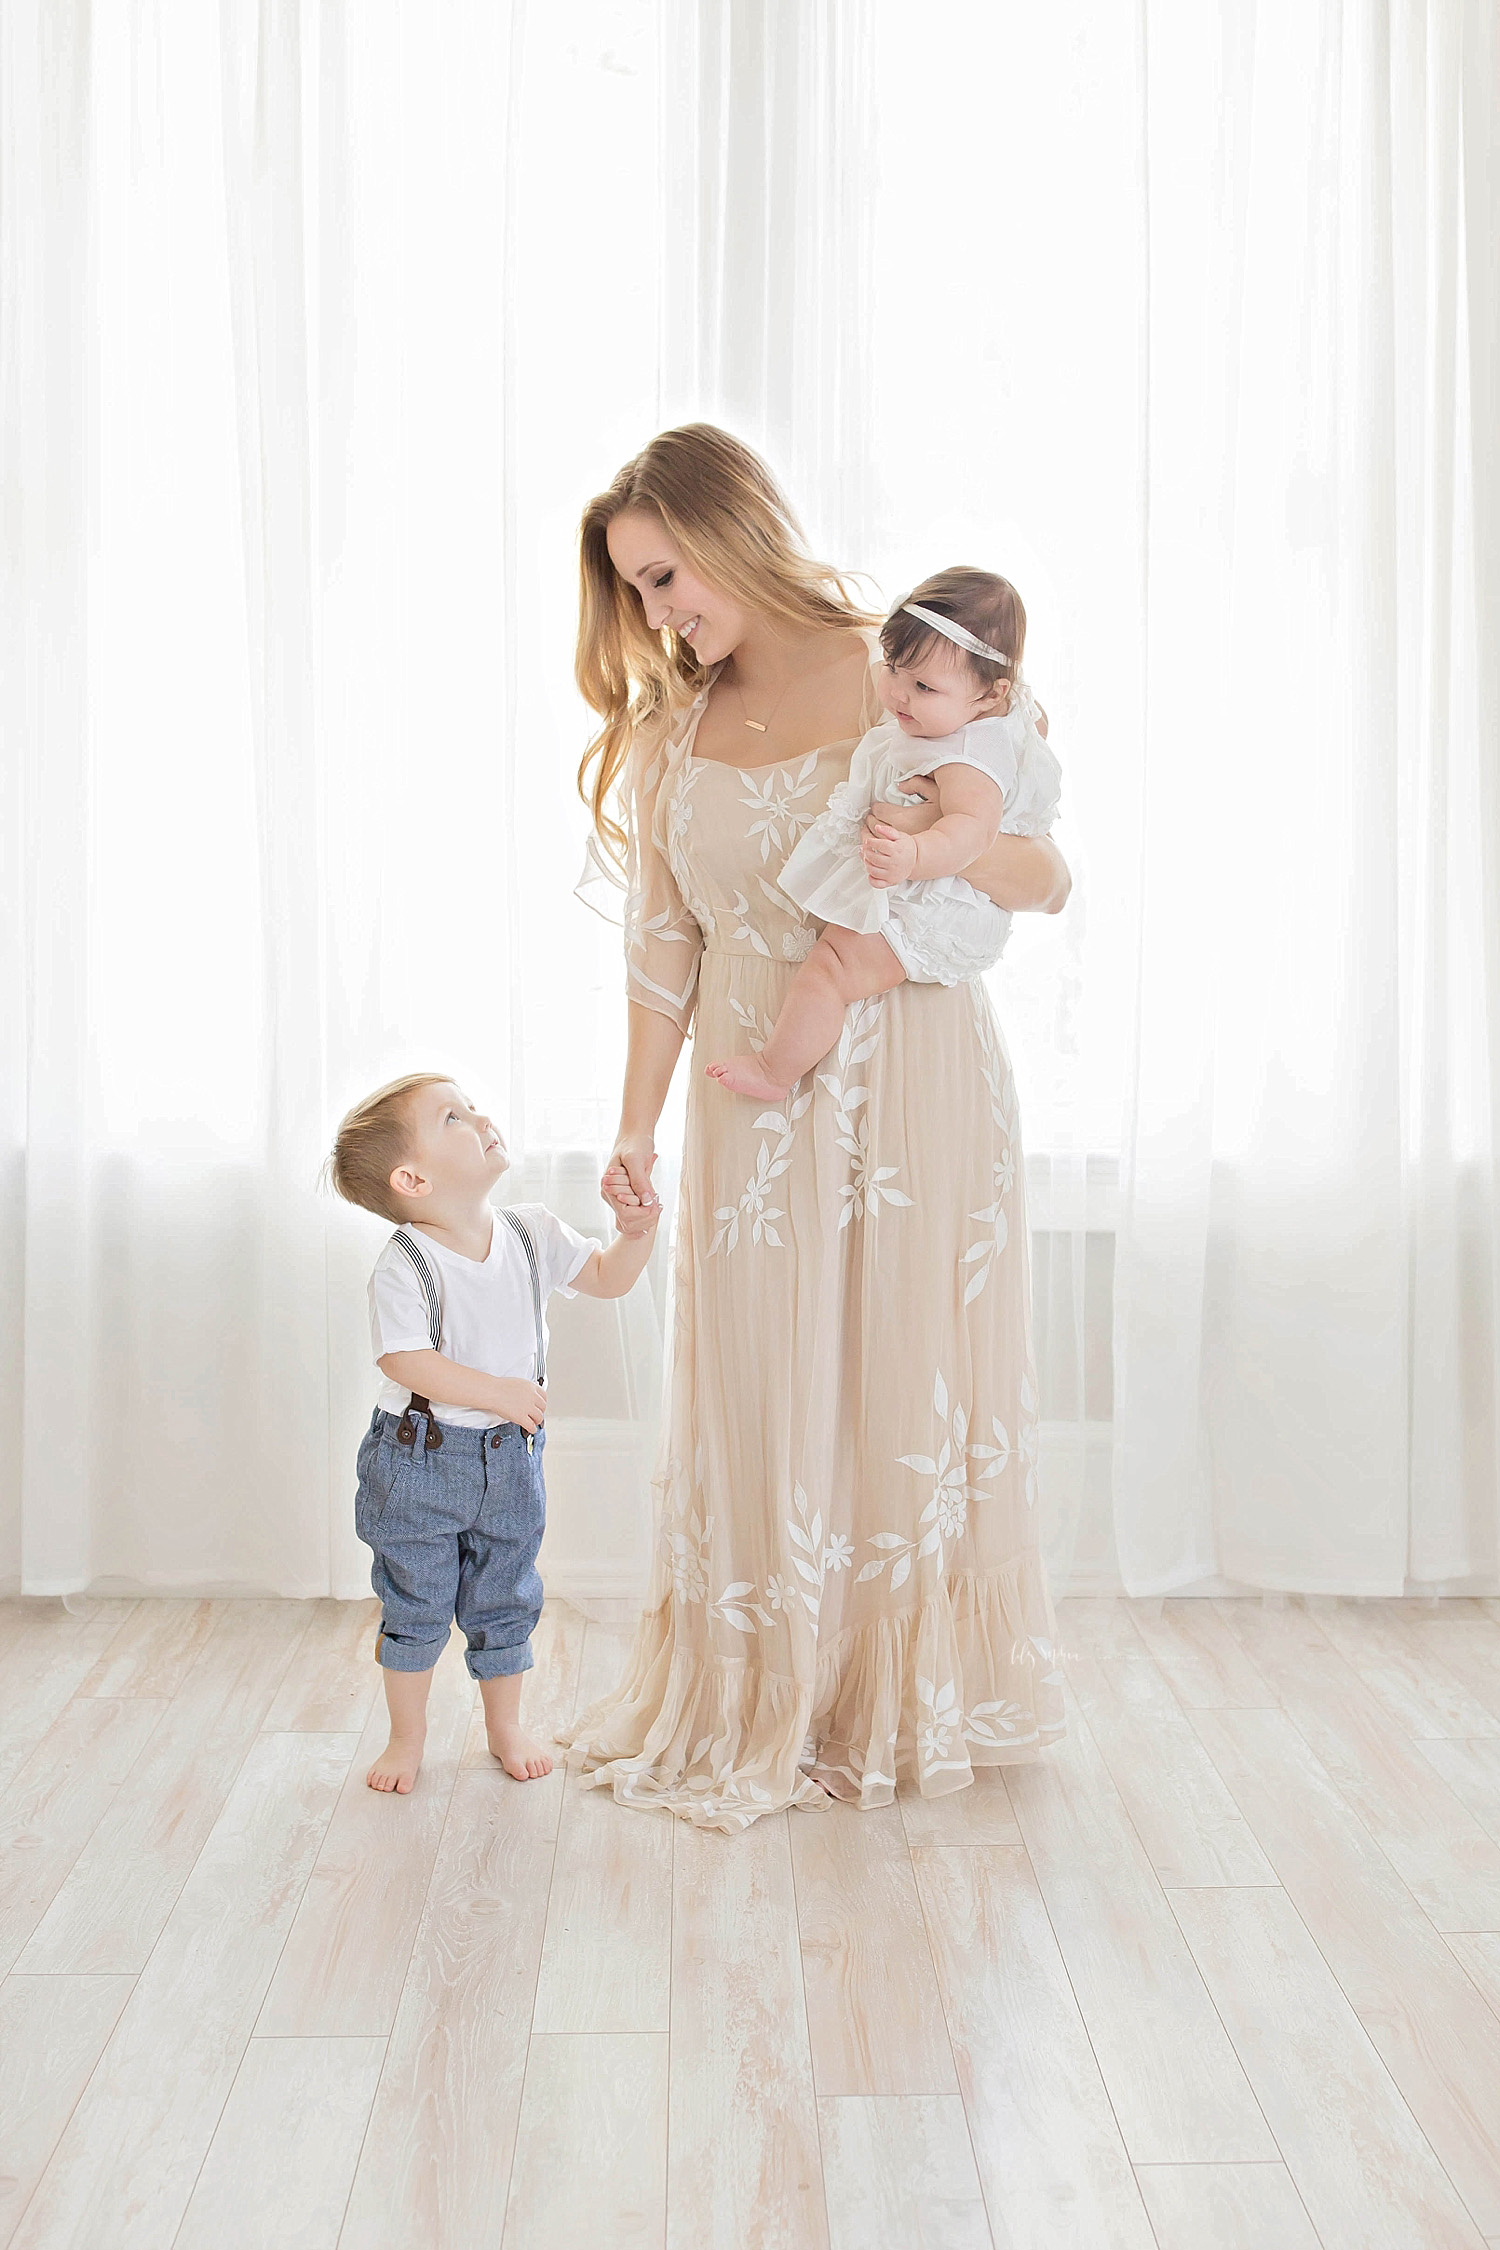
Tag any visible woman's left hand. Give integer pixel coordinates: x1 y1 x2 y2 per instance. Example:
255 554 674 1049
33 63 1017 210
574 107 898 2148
863 774 939 841
968 832 1071 913
862 775 1070 913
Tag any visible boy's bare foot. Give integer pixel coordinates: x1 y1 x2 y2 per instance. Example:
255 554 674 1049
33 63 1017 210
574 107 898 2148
486 1718 554 1781
705 1057 793 1102
367 1731 424 1793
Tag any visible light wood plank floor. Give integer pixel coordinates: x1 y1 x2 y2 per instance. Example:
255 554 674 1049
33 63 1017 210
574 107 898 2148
5 1591 1500 2248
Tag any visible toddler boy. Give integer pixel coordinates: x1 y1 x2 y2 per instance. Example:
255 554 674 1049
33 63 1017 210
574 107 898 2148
328 1072 659 1793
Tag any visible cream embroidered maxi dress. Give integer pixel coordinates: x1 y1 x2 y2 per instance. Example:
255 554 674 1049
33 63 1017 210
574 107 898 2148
564 668 1065 1830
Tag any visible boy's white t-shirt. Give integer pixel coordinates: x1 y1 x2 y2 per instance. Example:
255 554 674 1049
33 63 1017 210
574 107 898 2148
368 1202 601 1428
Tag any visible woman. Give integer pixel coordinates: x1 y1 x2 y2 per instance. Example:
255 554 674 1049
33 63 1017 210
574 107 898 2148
564 424 1068 1830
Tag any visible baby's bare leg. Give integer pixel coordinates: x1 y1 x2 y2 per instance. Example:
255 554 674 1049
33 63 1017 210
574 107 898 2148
480 1672 554 1781
367 1665 432 1794
706 927 906 1100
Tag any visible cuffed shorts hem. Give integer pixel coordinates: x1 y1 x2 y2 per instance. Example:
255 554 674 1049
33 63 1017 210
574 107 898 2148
466 1641 535 1681
375 1631 451 1674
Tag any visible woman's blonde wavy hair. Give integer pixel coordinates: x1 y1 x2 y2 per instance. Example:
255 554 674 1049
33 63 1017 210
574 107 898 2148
576 423 875 863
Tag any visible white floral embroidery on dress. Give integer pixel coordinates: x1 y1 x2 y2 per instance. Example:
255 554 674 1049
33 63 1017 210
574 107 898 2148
705 1486 835 1641
658 1442 714 1603
817 997 913 1229
896 1371 983 1545
751 868 823 958
1028 1631 1064 1692
786 1482 830 1625
709 1000 812 1255
961 985 1021 1301
1019 1368 1040 1507
856 1377 973 1591
726 891 772 957
624 882 700 1022
859 1370 1006 1589
664 753 716 932
963 1695 1033 1749
917 1675 968 1777
739 754 822 863
712 1579 774 1633
750 874 816 960
665 1507 712 1604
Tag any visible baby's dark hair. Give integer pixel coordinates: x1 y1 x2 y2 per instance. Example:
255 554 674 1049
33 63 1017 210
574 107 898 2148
880 565 1026 693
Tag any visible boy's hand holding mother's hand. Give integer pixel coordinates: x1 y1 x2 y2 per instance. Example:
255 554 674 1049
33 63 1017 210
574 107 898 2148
603 1138 661 1234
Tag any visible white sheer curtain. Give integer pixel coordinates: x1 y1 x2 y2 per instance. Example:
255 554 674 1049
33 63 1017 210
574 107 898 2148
4 1 1495 1602
2 1 668 1599
1112 0 1500 1594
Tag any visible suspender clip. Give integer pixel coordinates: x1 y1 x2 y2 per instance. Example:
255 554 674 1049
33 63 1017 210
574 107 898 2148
396 1396 441 1449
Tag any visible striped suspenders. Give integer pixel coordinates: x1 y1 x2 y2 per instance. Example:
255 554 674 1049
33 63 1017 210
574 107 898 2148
497 1209 547 1383
498 1208 546 1452
390 1212 546 1453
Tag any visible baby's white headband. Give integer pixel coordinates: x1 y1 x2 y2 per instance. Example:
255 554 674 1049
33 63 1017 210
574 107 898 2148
901 601 1013 669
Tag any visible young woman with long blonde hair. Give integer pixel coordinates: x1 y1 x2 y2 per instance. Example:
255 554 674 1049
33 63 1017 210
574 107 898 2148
562 423 1069 1828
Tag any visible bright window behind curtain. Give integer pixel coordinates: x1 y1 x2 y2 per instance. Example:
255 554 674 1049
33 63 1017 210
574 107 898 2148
4 0 1495 1600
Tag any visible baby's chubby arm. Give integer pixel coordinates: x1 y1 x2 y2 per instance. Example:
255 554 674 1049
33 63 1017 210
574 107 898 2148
862 763 1004 889
377 1351 547 1433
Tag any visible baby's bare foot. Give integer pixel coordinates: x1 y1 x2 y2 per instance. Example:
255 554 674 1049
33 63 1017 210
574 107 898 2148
706 1057 793 1103
486 1719 554 1782
367 1731 424 1794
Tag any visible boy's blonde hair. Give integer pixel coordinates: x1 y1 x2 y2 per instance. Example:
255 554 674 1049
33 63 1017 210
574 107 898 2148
575 422 876 865
326 1073 451 1224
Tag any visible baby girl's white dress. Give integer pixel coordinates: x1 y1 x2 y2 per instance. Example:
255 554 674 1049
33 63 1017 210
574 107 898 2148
777 678 1062 985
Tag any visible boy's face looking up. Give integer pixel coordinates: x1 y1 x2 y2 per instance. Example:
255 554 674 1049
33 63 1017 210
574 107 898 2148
388 1082 508 1211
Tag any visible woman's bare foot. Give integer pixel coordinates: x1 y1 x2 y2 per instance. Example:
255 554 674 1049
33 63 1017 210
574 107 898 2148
706 1057 793 1102
367 1730 424 1793
807 1763 859 1803
486 1718 554 1781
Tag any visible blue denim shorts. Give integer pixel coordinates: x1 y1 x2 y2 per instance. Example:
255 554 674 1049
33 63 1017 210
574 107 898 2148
354 1406 545 1680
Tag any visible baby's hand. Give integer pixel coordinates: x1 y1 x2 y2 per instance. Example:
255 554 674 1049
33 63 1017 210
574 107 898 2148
863 774 940 841
862 820 919 887
494 1378 547 1434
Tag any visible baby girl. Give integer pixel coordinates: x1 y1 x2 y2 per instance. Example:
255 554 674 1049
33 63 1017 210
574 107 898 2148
706 565 1061 1102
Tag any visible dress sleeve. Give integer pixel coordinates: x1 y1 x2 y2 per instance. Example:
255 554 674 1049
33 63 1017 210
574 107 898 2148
622 719 704 1035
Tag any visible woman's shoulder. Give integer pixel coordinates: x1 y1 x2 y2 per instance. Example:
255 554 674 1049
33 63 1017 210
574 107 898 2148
629 673 717 786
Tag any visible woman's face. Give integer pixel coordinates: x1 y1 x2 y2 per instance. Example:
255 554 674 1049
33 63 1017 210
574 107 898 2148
606 508 749 667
